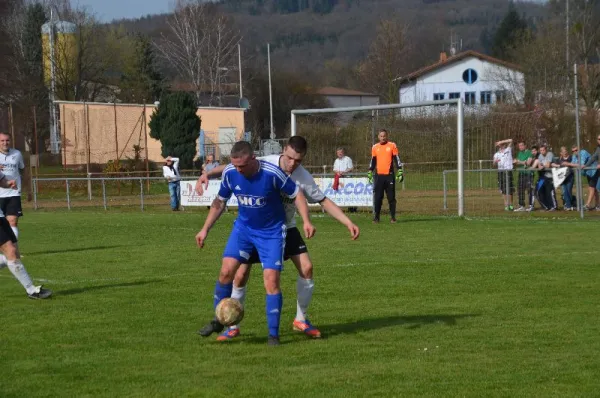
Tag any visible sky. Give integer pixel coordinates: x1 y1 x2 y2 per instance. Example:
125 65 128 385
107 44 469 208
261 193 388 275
74 0 171 22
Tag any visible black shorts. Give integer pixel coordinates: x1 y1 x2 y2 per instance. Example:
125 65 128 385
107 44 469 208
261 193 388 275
244 227 308 265
497 171 514 194
586 170 599 188
0 217 17 245
0 196 23 217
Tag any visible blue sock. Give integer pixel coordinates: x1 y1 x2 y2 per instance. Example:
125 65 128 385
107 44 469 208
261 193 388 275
266 292 283 337
214 281 233 310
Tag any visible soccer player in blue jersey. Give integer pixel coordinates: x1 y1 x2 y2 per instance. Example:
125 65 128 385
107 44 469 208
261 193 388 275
196 141 315 346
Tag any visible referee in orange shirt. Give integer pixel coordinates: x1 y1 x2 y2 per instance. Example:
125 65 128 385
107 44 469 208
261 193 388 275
368 129 403 223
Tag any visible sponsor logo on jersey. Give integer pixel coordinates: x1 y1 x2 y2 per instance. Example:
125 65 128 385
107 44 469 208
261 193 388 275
236 195 266 208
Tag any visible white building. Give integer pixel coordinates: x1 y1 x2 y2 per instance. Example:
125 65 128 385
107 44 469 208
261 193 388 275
396 50 524 107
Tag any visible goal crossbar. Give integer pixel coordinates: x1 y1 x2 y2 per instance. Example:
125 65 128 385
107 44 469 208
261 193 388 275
290 99 465 216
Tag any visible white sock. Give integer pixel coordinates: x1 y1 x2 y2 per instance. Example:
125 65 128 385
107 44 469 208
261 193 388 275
229 285 247 330
296 277 315 322
0 254 6 270
7 259 36 294
11 227 18 239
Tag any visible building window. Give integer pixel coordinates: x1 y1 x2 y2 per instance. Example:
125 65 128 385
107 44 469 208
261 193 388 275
480 91 492 105
462 69 478 85
495 90 507 104
433 93 445 101
449 92 460 99
465 92 476 105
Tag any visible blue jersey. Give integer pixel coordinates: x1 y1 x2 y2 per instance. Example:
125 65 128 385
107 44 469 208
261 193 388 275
218 160 299 233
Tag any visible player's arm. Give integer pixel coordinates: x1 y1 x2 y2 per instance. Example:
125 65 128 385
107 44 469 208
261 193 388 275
195 164 227 195
320 198 359 240
293 190 315 239
0 174 16 189
392 144 404 181
196 170 232 247
495 138 513 147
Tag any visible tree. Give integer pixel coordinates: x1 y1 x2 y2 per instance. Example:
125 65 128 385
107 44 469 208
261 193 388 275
491 2 529 61
119 34 166 103
148 92 200 169
156 0 241 105
357 18 410 104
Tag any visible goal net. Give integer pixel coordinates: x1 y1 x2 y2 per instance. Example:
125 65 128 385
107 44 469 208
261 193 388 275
291 101 543 217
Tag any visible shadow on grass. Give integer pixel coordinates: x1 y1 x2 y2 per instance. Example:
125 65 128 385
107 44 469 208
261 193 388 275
58 280 161 296
321 313 481 337
27 245 126 256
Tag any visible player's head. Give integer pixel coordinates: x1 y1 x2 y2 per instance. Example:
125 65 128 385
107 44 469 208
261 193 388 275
0 132 10 152
378 129 388 144
517 139 527 152
571 145 579 154
531 145 539 157
540 144 548 156
230 140 257 177
281 136 307 174
336 147 345 159
206 154 214 163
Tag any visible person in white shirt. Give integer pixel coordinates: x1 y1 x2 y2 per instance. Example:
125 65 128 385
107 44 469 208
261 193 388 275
0 169 51 299
333 147 357 212
162 156 181 211
0 133 25 238
333 147 353 176
493 139 514 211
195 136 360 341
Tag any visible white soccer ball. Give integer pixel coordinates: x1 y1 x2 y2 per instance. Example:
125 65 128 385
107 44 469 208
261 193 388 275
215 298 244 326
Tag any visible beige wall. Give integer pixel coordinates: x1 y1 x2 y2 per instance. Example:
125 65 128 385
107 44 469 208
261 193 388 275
60 102 245 167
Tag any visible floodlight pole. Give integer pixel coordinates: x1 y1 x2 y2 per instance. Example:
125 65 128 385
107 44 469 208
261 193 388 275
267 43 274 140
457 99 464 217
574 63 584 219
238 43 243 99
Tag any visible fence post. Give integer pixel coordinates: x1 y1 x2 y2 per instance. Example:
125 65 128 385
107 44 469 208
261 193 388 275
443 170 448 210
66 179 71 210
102 178 107 210
479 160 483 189
140 178 144 211
33 178 38 210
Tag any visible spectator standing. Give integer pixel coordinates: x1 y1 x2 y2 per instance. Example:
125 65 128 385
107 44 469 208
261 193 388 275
333 147 356 212
551 146 575 210
368 129 403 223
583 135 600 210
493 139 514 211
571 145 598 211
163 156 181 211
535 145 557 211
513 140 534 212
203 154 220 177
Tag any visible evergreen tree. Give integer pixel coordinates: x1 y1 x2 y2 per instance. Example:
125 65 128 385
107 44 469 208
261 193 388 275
120 34 166 103
491 2 528 61
148 92 200 169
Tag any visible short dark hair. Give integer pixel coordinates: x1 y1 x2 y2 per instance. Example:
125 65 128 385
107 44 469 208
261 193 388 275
540 144 548 150
287 136 307 155
531 145 539 151
517 139 526 145
0 132 10 138
230 141 253 159
379 129 388 134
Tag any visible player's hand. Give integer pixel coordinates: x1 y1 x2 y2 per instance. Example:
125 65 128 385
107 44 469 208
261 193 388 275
367 171 373 184
303 222 316 239
396 169 404 183
7 180 16 190
195 173 209 195
196 229 208 248
347 223 360 240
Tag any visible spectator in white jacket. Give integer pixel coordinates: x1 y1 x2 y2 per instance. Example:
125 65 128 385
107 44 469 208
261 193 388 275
163 156 181 211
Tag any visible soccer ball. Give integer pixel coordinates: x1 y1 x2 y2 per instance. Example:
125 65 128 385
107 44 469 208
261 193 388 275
215 298 244 326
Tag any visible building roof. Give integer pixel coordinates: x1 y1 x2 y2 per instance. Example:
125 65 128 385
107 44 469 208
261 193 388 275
317 86 378 97
395 50 522 85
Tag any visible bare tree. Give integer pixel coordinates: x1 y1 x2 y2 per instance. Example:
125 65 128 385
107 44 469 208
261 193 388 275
357 18 411 104
156 0 241 105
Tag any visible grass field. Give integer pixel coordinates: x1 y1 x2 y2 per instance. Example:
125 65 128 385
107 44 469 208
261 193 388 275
1 210 600 397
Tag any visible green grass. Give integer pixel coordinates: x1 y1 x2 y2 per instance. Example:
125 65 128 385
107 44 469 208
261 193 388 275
1 212 600 397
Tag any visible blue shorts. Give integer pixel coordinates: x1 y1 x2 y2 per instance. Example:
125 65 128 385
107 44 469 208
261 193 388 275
223 222 286 271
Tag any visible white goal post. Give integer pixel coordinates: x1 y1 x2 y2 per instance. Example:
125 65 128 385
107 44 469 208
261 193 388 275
290 99 465 216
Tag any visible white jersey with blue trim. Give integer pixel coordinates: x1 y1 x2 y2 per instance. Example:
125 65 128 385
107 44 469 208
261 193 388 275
218 160 299 233
0 149 24 198
259 155 326 229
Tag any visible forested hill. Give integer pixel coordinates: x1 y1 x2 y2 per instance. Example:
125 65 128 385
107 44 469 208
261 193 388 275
116 0 548 84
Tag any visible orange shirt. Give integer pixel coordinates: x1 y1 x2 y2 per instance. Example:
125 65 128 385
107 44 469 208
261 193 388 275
371 141 399 175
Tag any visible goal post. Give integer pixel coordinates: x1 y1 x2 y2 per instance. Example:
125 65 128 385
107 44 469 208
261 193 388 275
290 99 465 217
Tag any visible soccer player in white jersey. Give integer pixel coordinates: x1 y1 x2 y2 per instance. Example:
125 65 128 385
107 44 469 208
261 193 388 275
0 169 51 299
196 136 360 340
0 133 25 238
